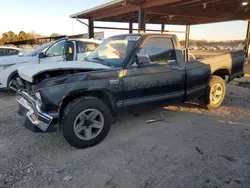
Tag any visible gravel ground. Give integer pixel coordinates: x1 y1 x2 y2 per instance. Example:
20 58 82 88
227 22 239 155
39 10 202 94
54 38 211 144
0 79 250 188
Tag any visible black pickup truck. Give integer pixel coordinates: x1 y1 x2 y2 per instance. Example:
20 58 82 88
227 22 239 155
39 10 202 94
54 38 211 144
16 34 245 148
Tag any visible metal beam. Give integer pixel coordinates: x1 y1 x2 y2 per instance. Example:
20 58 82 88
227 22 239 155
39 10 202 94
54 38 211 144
88 19 94 39
138 6 146 33
245 21 250 62
161 23 165 33
76 17 89 27
185 25 190 62
94 26 185 33
129 21 133 33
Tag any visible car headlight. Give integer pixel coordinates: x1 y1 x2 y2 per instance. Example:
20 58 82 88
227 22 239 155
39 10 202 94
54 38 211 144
35 92 42 101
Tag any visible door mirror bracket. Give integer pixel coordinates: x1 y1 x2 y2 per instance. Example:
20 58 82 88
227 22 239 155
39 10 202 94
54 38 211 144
38 52 46 59
136 53 151 65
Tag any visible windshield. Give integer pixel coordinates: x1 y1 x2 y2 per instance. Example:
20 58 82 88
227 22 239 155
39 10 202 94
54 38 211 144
26 42 53 56
87 35 141 67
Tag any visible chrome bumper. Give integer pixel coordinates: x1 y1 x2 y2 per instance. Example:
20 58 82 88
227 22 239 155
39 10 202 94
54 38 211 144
16 91 55 132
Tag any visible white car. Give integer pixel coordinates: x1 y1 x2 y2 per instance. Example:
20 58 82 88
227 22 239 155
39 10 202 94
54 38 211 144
0 46 26 57
0 38 102 91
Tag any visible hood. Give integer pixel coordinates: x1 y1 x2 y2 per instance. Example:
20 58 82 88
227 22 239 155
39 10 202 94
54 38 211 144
0 55 31 66
18 61 111 82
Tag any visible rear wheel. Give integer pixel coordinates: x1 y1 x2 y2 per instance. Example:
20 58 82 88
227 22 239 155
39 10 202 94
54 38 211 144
61 97 112 148
199 76 226 109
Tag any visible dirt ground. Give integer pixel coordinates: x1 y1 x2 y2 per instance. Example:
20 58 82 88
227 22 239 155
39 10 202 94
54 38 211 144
0 78 250 188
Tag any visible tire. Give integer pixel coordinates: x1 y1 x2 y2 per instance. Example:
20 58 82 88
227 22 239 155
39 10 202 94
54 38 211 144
61 97 112 148
199 76 226 109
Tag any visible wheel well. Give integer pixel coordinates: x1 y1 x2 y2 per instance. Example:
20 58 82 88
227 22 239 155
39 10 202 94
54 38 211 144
7 71 18 84
60 90 116 120
212 69 230 80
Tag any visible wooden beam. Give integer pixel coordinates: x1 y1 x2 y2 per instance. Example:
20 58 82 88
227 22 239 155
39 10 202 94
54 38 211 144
147 6 250 20
125 0 145 6
92 5 138 20
143 0 181 8
138 6 146 33
88 19 94 39
169 0 202 8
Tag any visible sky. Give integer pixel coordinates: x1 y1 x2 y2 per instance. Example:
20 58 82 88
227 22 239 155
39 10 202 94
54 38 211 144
0 0 248 41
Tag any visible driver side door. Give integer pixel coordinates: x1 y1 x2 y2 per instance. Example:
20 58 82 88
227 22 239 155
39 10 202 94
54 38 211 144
39 39 67 64
121 36 185 106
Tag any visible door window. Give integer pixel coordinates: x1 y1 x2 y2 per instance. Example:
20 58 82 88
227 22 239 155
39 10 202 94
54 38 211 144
76 41 99 53
66 41 74 61
45 40 66 57
0 48 5 56
0 48 19 56
137 37 177 65
7 49 19 55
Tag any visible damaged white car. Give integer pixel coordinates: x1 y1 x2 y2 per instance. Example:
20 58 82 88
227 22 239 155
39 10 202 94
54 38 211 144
0 38 101 91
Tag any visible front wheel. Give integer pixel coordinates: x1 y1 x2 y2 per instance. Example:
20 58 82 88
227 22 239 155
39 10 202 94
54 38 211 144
199 76 226 109
61 97 112 148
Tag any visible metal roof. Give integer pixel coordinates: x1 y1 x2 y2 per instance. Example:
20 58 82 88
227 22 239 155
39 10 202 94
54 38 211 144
70 0 250 25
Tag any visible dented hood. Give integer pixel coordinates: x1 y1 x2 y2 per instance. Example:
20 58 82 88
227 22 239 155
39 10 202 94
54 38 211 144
18 61 110 82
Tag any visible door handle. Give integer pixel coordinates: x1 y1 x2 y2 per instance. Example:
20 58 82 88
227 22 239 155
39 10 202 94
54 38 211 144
171 66 181 70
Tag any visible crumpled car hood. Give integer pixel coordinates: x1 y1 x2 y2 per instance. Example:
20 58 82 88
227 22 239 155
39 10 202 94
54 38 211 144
18 61 111 82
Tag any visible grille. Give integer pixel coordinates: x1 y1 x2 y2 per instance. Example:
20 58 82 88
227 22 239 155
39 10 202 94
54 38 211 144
17 78 33 94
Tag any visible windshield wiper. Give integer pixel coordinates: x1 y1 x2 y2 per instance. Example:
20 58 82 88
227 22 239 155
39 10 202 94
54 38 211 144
92 57 110 66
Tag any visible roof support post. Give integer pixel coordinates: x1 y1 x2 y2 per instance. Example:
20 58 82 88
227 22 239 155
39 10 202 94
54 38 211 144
185 25 190 62
129 21 133 34
245 21 250 63
138 6 146 33
88 19 94 39
161 23 165 33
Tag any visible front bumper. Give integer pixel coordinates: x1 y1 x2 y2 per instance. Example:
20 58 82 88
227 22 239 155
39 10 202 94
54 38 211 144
16 91 58 132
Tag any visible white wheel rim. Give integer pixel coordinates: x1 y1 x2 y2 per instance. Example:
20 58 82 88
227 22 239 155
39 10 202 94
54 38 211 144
210 83 223 105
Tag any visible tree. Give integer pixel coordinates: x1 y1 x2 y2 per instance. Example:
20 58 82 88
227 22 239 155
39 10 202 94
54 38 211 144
18 31 27 40
7 31 17 42
50 33 61 37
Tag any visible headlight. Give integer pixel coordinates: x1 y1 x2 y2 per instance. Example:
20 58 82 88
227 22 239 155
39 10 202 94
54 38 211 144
35 92 42 107
35 92 42 101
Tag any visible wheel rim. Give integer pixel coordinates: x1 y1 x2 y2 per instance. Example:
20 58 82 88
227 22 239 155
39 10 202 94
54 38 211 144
73 109 104 140
210 83 223 104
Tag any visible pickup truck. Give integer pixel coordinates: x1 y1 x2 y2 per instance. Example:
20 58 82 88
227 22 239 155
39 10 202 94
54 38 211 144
16 34 245 148
0 38 101 91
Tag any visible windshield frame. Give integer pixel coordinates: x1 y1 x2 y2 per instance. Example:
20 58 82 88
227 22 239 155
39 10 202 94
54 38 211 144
86 35 142 68
26 42 53 57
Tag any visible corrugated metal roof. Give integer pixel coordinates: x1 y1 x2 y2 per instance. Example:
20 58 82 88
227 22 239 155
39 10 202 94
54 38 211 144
70 0 250 25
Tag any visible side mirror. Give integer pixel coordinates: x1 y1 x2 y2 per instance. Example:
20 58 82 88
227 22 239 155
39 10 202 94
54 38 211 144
136 53 151 65
38 52 45 59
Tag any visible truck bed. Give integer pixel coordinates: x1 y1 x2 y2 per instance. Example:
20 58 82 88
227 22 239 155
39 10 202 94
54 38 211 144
201 50 245 81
